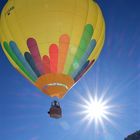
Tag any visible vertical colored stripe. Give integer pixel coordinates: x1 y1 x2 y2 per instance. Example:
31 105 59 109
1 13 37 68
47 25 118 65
58 34 70 73
27 38 44 75
49 44 58 73
74 61 90 80
9 41 37 80
24 52 41 77
75 60 95 82
68 24 94 74
3 41 35 82
71 39 96 77
42 55 50 74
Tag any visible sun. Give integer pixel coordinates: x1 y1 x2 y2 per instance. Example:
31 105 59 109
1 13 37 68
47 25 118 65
86 99 107 120
76 93 116 128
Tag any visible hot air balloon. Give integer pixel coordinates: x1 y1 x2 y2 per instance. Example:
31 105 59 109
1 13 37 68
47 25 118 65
0 0 105 118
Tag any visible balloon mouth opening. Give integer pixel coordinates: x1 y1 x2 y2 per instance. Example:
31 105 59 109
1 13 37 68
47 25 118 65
35 73 75 98
43 83 69 90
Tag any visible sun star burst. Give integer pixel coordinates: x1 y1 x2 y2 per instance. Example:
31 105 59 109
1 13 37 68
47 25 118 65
76 92 117 129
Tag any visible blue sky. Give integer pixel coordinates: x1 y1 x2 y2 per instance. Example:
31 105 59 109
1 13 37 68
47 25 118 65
0 0 140 140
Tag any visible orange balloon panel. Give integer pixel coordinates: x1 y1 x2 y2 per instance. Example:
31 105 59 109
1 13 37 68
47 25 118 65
35 74 74 98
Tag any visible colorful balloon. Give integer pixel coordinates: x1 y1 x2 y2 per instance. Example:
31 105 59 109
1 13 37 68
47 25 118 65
0 0 105 98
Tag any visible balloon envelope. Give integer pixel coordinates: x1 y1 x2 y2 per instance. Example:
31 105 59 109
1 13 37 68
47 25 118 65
0 0 105 98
